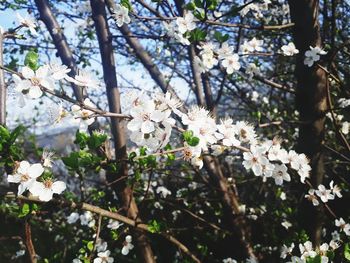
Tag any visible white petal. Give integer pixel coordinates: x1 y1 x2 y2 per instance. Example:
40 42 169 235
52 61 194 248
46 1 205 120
39 188 53 202
7 174 21 183
40 78 55 90
28 181 44 196
18 161 31 174
141 120 154 134
36 66 49 78
28 86 43 99
52 181 66 194
27 163 44 178
22 67 35 79
127 119 141 131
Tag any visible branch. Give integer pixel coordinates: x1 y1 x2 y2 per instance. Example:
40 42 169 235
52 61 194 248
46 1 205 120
8 194 201 263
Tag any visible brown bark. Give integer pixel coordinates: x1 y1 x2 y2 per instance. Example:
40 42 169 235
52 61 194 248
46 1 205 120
89 1 155 262
24 220 37 263
288 0 328 245
34 0 85 102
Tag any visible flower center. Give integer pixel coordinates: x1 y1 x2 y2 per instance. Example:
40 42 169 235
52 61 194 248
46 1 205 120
21 173 29 182
44 180 53 189
30 77 41 86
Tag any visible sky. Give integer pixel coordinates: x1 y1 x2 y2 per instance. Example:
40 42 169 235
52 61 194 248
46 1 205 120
0 6 189 135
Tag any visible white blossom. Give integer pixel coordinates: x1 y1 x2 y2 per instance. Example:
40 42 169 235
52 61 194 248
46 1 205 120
121 235 134 255
107 219 123 230
335 218 350 236
93 250 114 263
156 186 172 198
16 12 38 36
7 161 44 195
67 212 80 224
176 13 196 33
222 54 241 74
281 42 299 56
29 179 66 202
112 4 131 27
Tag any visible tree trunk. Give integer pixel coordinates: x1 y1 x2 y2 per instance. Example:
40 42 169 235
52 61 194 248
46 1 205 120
34 0 85 102
90 1 155 262
288 0 328 245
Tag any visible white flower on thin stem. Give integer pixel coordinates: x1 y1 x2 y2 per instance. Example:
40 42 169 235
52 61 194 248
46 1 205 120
15 66 55 99
281 220 292 230
176 12 196 33
280 243 294 259
217 42 234 59
41 148 55 168
234 121 256 144
156 186 171 198
304 46 327 67
222 54 241 74
67 70 100 89
49 62 71 80
121 235 134 255
315 184 334 203
272 164 290 185
281 42 299 56
127 100 165 134
80 211 94 226
305 189 319 206
67 212 80 224
93 250 114 263
112 4 131 27
335 218 350 236
243 146 269 176
95 239 108 253
329 180 342 198
29 179 66 202
7 161 44 195
299 241 317 260
16 12 38 36
182 145 203 169
107 219 123 230
216 118 240 147
71 98 96 128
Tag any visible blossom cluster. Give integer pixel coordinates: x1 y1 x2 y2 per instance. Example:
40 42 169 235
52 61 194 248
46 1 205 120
305 180 342 206
164 12 197 45
7 160 66 201
281 240 340 262
125 91 181 151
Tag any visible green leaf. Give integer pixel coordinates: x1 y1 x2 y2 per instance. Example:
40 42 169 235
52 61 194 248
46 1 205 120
188 136 200 147
186 2 196 10
9 125 25 145
206 0 218 10
87 241 94 251
147 219 162 233
0 125 11 141
182 130 194 142
18 203 30 218
88 131 107 149
189 28 207 42
120 0 132 11
62 152 79 170
345 243 350 261
24 51 39 71
194 0 204 8
74 130 89 149
214 31 229 43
